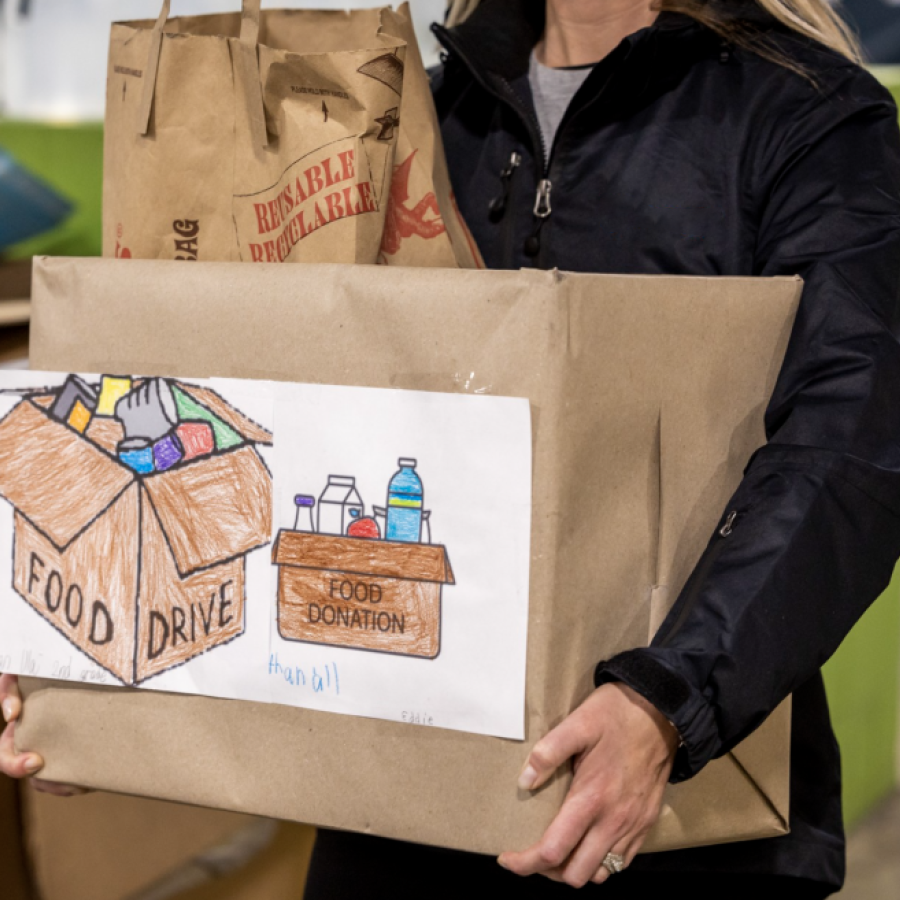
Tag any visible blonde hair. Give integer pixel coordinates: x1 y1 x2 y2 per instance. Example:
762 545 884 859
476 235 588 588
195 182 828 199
444 0 862 65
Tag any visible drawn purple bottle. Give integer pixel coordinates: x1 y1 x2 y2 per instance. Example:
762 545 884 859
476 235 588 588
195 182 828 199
385 458 423 543
294 494 316 532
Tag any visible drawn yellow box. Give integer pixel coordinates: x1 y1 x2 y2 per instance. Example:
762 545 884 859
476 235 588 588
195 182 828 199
96 375 133 416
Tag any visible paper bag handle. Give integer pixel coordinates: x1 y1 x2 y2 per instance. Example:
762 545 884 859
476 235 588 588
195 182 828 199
137 0 268 148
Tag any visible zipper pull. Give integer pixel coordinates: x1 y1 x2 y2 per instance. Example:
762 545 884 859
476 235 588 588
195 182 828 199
533 178 552 218
502 151 522 179
524 179 552 258
488 151 521 222
719 510 738 537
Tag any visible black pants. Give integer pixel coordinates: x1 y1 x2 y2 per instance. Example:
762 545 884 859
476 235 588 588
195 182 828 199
304 830 835 899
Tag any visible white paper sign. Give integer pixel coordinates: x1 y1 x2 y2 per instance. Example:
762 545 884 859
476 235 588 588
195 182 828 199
0 371 532 739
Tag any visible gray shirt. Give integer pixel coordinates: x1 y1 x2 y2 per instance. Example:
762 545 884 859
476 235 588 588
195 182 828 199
528 50 594 151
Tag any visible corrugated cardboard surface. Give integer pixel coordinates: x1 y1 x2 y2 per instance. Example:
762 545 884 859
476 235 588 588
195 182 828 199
22 791 263 900
172 822 315 900
18 258 800 856
1 779 313 900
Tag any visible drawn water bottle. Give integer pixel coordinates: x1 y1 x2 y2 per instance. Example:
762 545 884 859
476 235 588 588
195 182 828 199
385 458 423 543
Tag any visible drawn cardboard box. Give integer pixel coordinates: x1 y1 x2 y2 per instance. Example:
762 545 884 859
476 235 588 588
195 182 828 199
0 382 272 685
273 530 454 658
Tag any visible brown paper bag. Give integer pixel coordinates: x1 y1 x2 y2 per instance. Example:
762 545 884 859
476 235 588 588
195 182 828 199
375 7 483 268
21 257 798 856
104 2 481 269
105 1 405 264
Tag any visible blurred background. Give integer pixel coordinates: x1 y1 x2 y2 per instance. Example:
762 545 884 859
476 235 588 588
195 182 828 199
0 2 898 899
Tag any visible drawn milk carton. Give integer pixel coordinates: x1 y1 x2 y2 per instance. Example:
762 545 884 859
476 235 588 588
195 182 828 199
317 476 363 536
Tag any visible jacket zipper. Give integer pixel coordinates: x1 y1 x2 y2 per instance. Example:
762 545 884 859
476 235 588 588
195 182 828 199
524 178 552 259
492 76 553 263
498 152 523 268
718 510 738 537
656 508 744 648
475 61 554 261
432 24 554 261
489 151 522 222
434 23 646 266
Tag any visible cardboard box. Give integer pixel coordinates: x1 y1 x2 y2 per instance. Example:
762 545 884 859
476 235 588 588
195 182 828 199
1 782 315 900
19 258 801 856
274 530 455 658
0 259 31 367
0 381 272 685
23 791 267 900
0 775 33 900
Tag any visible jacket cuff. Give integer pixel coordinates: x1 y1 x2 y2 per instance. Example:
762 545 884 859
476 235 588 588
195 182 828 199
594 650 719 782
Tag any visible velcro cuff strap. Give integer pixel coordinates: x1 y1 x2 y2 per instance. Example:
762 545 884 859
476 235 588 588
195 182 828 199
594 650 720 782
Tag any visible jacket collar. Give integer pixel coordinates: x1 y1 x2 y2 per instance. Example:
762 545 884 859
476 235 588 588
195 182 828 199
433 0 705 82
437 0 543 81
432 0 782 84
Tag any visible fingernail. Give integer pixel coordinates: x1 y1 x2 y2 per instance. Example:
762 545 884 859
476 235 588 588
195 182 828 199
497 855 510 870
2 698 15 723
24 755 42 775
517 764 538 791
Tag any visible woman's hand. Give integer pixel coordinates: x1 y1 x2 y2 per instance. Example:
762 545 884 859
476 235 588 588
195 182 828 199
0 674 88 796
498 682 678 888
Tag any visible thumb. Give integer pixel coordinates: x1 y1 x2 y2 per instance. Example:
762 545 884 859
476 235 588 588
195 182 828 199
0 674 22 724
518 714 592 791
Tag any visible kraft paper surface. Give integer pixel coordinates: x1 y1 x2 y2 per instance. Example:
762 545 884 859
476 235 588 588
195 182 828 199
23 789 265 900
17 257 800 856
104 4 480 269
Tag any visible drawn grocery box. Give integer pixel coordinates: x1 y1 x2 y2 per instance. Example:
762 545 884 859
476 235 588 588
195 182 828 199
273 530 454 658
0 381 272 685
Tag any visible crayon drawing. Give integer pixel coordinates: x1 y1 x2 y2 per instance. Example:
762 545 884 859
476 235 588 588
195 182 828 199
274 458 454 659
0 375 273 685
0 374 532 739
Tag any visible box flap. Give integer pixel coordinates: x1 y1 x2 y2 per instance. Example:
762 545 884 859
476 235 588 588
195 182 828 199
273 530 455 584
174 382 272 446
727 698 791 832
142 446 272 577
0 400 134 550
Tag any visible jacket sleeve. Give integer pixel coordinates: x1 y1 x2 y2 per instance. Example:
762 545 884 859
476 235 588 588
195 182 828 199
594 68 900 782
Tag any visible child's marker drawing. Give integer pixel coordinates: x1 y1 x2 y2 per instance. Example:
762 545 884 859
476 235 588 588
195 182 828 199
0 373 532 740
0 375 273 685
274 457 454 659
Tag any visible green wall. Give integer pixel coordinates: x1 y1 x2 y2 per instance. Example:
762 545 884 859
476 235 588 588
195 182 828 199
823 576 900 826
0 121 103 259
2 112 900 827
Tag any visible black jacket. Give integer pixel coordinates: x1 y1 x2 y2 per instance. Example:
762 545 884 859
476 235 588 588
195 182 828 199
433 0 900 889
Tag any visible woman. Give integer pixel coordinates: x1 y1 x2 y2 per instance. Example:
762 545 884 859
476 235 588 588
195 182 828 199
4 0 900 896
306 0 900 896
